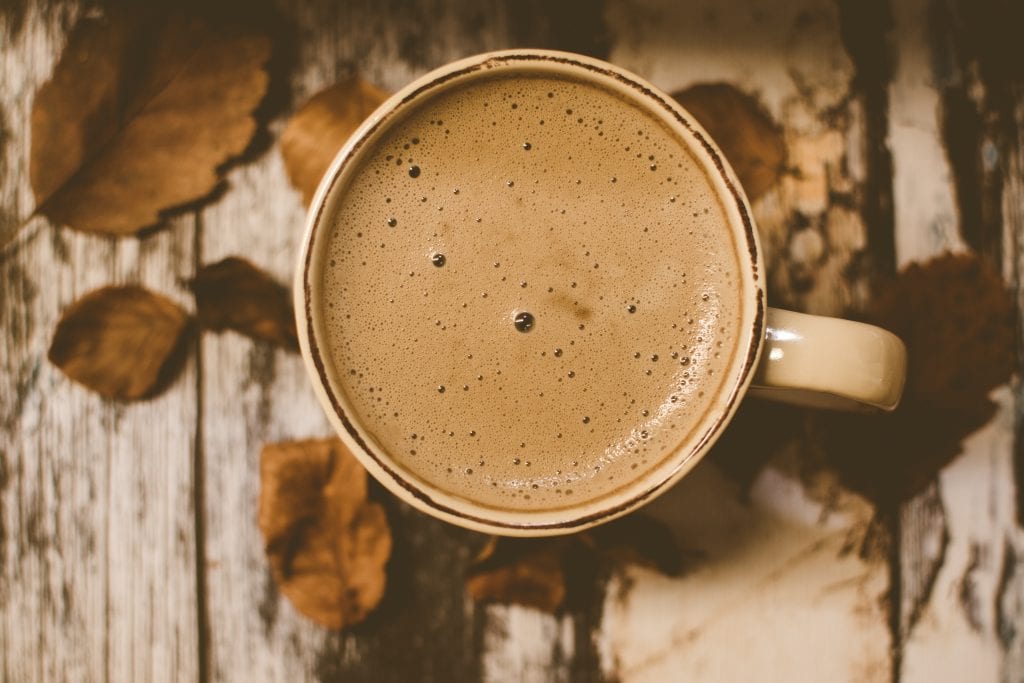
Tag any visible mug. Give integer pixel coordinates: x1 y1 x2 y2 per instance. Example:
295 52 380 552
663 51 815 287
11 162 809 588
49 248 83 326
295 50 907 536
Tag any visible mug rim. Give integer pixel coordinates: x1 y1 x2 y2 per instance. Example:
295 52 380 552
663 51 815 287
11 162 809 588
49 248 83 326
296 49 766 536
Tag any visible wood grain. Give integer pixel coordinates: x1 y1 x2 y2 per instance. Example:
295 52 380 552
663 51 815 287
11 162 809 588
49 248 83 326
887 1 1024 682
1 3 199 681
4 0 1024 681
27 5 271 236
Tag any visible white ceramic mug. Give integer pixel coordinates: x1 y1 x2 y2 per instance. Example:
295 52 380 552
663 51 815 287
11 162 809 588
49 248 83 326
295 50 907 536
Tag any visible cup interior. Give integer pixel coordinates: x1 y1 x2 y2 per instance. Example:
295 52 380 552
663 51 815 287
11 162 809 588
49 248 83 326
296 50 766 535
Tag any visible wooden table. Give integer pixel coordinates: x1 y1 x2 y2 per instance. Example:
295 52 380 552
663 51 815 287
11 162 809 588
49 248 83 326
3 0 1022 680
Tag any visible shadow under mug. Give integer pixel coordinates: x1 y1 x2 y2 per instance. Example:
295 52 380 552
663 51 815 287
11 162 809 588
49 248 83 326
295 50 907 536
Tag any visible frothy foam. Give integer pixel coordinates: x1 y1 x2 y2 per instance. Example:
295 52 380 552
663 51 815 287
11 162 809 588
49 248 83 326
317 72 744 512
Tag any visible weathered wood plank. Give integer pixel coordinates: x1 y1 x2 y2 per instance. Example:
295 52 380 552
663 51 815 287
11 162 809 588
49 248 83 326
1005 97 1024 680
836 0 897 278
481 607 575 683
884 2 965 674
197 152 334 681
599 0 893 679
0 3 200 681
7 1 1023 681
888 1 1024 681
899 390 1019 681
887 0 965 264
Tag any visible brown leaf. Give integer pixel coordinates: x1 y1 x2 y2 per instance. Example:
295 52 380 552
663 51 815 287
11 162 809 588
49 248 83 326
465 517 682 613
259 438 391 629
280 76 390 206
30 5 271 235
825 253 1015 505
873 253 1014 414
673 83 786 201
48 285 191 400
189 257 297 350
465 538 569 613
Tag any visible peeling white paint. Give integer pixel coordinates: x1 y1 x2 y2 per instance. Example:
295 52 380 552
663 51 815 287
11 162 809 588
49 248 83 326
596 462 890 682
900 387 1021 683
888 0 965 265
482 606 574 683
604 0 851 118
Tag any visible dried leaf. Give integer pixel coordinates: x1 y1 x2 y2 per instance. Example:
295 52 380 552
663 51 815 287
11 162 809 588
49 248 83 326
465 538 569 612
465 516 681 612
280 76 390 206
30 5 271 235
48 285 191 400
259 438 391 629
873 253 1014 413
826 253 1015 505
673 83 786 201
189 257 297 350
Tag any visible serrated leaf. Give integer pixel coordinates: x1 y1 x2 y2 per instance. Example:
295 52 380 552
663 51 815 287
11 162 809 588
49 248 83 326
30 5 271 235
259 438 392 629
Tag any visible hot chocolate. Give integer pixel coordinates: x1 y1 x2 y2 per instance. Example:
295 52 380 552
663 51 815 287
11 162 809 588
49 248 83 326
314 71 744 512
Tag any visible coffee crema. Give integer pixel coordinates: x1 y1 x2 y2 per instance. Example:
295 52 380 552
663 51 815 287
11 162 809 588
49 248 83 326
317 71 744 512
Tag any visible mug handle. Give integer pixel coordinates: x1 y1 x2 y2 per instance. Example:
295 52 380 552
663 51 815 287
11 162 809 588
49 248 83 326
746 308 907 411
